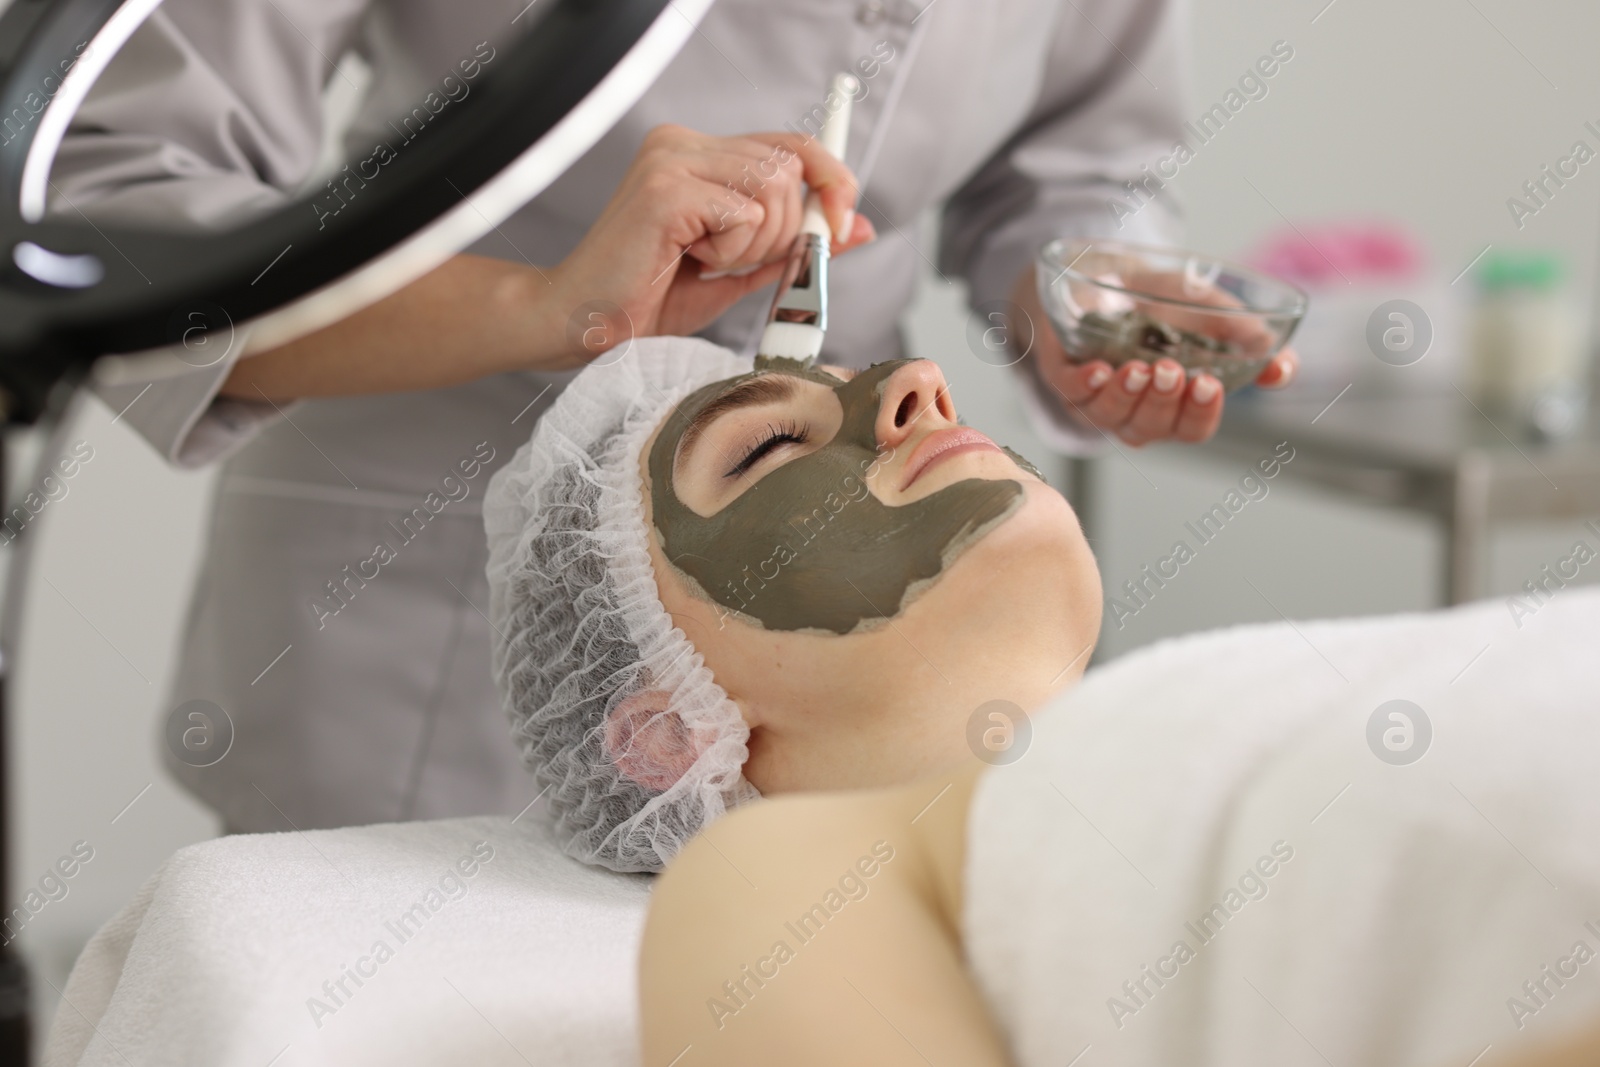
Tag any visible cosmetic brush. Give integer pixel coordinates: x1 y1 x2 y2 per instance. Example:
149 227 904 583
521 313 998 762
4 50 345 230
756 72 857 363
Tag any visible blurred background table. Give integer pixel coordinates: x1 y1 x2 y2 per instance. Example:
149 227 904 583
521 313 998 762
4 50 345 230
1067 390 1600 606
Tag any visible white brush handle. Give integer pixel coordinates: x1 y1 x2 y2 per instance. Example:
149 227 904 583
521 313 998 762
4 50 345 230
801 72 859 241
820 73 856 158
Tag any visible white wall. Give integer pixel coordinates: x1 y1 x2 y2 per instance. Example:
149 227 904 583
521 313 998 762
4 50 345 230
8 0 1600 1053
1184 0 1600 297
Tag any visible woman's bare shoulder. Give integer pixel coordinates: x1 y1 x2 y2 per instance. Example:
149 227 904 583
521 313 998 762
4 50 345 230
639 765 1005 1067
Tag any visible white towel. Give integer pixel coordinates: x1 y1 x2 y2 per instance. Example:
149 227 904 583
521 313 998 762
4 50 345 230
965 586 1600 1067
43 815 651 1067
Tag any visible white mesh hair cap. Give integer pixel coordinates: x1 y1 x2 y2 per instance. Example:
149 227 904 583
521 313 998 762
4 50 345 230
485 336 760 873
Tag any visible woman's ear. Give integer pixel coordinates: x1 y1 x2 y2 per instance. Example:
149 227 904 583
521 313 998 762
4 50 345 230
604 690 700 791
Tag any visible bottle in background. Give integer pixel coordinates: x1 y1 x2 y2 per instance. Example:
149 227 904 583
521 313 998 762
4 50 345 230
1469 251 1591 440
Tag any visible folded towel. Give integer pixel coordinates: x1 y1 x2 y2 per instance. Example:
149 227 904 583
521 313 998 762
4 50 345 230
44 814 651 1067
965 586 1600 1067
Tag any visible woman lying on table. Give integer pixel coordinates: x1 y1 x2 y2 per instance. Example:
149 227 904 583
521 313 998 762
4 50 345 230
484 338 1600 1067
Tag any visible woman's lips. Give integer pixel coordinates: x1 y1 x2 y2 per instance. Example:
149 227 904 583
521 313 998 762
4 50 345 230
900 427 1005 490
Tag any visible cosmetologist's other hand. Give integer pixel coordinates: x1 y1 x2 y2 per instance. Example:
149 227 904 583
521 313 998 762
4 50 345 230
1012 265 1298 446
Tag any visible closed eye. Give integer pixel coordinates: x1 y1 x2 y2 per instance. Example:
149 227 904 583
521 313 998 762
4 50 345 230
725 421 810 479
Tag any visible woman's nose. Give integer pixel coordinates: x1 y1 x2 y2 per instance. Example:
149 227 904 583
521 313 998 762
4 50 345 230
875 360 957 454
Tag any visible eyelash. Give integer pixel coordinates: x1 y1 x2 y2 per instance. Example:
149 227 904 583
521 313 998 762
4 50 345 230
725 420 810 478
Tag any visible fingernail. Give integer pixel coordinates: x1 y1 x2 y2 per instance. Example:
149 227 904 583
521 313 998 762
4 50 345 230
1152 362 1182 393
1191 375 1220 403
1086 364 1111 389
699 263 760 281
1123 362 1150 392
837 208 855 244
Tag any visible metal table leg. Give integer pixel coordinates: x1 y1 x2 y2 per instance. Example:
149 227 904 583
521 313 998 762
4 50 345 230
1064 456 1096 546
1445 451 1492 605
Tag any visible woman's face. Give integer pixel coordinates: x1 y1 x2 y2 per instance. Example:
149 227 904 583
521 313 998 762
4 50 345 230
640 358 1102 793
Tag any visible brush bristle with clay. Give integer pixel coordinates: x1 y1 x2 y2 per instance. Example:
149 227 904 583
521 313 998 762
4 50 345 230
756 72 857 363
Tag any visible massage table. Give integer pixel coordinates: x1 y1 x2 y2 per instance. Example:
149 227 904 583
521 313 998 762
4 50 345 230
46 586 1600 1066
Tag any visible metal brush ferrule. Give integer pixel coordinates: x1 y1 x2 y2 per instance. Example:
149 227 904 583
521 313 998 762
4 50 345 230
764 232 829 330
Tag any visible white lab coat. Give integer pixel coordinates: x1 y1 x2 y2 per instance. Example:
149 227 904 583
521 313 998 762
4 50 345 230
62 0 1185 831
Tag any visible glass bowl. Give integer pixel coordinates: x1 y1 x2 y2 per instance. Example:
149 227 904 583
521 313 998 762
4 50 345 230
1035 238 1308 393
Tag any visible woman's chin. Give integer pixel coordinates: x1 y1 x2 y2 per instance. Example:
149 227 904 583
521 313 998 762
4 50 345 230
988 477 1095 571
895 478 1101 694
979 479 1100 625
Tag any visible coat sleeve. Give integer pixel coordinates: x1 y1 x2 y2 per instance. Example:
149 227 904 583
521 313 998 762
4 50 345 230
938 0 1190 454
54 0 371 466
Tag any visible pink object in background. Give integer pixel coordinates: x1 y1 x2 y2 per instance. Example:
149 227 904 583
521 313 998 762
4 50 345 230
1245 222 1426 286
1240 220 1462 394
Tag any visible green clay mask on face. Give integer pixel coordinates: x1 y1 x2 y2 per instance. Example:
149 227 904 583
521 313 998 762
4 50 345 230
648 358 1029 635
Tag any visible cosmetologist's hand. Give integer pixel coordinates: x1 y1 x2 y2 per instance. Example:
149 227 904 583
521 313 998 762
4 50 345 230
221 124 875 400
550 123 877 363
1012 265 1298 446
